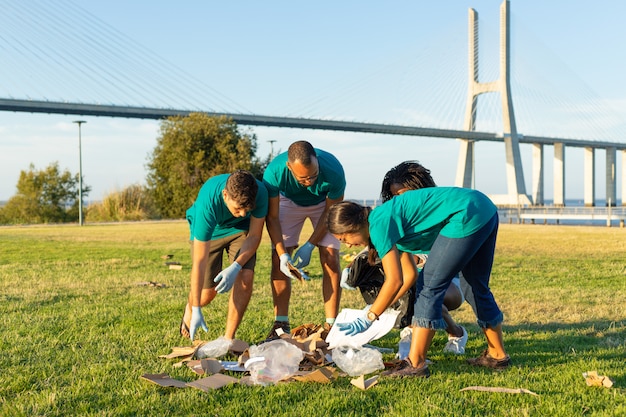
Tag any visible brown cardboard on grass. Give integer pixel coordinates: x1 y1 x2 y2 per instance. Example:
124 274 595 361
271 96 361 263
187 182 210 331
583 371 614 388
292 366 338 384
187 374 239 391
186 359 224 376
160 339 249 366
460 386 539 396
350 375 379 390
287 263 304 282
140 373 188 388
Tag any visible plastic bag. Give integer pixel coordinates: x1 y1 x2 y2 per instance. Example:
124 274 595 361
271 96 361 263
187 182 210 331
244 340 304 385
331 345 384 376
196 336 233 359
396 327 412 360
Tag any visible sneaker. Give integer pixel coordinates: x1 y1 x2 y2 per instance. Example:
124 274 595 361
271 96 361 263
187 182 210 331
381 358 430 378
467 349 511 370
443 326 468 354
264 320 290 342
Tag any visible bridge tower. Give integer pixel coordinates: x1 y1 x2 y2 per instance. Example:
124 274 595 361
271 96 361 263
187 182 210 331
455 0 532 205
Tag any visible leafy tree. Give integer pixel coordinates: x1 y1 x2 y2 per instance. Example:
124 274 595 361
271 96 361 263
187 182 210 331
146 113 265 218
0 162 90 224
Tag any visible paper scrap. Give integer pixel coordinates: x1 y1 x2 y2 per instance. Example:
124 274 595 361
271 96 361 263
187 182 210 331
292 367 338 383
583 371 614 388
460 386 539 396
186 374 239 391
169 264 183 270
350 375 379 390
140 373 188 388
326 308 400 349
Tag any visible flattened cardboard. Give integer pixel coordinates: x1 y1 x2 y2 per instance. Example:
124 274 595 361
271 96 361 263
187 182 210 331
287 263 304 282
292 367 337 383
186 359 224 376
140 373 188 388
229 339 249 356
350 375 379 390
187 374 239 391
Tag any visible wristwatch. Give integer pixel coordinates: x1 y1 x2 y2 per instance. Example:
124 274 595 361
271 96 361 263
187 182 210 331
366 310 379 321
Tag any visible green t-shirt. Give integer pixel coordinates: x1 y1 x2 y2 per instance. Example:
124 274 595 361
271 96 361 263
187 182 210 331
186 174 269 242
368 187 497 257
262 148 346 207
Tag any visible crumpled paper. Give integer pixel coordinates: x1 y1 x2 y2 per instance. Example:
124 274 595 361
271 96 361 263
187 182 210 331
583 371 614 388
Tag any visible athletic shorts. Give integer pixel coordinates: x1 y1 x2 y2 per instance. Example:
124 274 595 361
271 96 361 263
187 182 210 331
278 195 340 249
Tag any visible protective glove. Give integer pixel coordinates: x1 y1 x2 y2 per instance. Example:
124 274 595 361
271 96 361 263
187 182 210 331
213 262 242 293
189 306 208 341
340 267 355 290
292 242 315 268
336 314 373 336
279 253 298 280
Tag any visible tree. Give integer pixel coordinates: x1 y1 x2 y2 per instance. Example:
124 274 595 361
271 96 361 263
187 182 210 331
146 113 264 218
0 162 90 224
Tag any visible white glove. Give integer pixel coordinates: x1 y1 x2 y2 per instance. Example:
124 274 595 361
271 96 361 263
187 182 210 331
340 267 355 290
279 253 298 280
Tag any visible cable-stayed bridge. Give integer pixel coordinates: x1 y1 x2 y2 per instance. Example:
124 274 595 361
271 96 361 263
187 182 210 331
1 0 625 216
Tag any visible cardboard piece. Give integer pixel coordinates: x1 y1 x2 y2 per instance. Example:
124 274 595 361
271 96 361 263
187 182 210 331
186 374 239 391
140 373 188 388
583 371 614 388
169 264 183 270
292 367 338 383
460 386 539 396
186 359 224 376
350 375 379 390
229 339 249 356
287 263 304 282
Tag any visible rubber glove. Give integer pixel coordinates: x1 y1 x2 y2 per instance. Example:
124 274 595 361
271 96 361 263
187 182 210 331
189 306 208 341
336 313 373 336
213 261 242 293
279 253 298 280
292 241 315 268
340 267 355 290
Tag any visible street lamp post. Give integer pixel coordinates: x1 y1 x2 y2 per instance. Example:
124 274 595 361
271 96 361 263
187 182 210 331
267 140 277 158
73 120 86 226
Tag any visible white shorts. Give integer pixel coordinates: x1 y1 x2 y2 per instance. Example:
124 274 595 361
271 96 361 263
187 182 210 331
278 195 340 249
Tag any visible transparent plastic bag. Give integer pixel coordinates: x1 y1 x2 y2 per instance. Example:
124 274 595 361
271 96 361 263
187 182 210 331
196 336 233 359
396 327 412 360
244 340 304 385
331 345 384 376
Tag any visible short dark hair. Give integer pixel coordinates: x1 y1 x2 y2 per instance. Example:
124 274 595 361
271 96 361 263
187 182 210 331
380 161 436 202
225 170 258 211
287 141 316 165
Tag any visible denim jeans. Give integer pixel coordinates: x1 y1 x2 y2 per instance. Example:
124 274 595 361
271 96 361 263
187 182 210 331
412 213 503 330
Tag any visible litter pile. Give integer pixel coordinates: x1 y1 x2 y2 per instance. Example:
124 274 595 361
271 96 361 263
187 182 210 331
143 322 384 391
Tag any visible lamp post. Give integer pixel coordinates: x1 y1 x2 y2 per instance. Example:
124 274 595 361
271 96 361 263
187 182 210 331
73 120 86 226
267 140 277 158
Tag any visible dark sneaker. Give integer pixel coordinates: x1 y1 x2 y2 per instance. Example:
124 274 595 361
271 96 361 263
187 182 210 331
381 358 430 378
264 320 291 342
467 349 511 370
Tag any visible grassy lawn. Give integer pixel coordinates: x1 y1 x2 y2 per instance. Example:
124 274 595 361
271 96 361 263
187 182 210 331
0 221 624 416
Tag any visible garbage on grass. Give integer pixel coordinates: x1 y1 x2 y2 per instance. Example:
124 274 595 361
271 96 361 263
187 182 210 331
583 371 614 388
244 339 304 385
332 345 384 377
196 336 233 359
396 326 412 359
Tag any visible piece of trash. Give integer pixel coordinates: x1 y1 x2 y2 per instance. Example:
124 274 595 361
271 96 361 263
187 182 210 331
165 261 181 266
140 373 188 388
292 367 338 384
161 254 174 259
460 386 539 396
196 336 233 359
169 264 183 270
350 374 379 390
186 359 224 376
135 281 167 288
186 374 239 391
332 345 384 377
583 371 614 388
244 340 304 385
396 327 412 359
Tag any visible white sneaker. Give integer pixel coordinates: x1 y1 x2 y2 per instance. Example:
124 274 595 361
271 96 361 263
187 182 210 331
443 326 468 354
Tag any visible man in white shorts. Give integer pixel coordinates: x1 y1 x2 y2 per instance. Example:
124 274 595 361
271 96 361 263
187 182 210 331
262 140 346 340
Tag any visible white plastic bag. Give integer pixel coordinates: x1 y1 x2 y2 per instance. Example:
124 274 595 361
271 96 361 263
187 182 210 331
396 327 412 360
331 345 384 376
244 340 304 385
196 336 233 359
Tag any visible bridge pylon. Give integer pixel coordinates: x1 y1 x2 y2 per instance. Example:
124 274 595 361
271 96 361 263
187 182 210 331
455 0 532 206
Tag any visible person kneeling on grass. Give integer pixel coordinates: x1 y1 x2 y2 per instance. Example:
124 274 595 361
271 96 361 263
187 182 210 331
180 170 268 343
327 185 510 378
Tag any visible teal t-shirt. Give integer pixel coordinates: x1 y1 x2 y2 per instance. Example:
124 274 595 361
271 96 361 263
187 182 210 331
186 174 269 242
262 148 346 207
368 187 497 257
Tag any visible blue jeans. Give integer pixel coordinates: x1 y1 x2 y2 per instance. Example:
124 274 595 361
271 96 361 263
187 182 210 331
412 213 503 330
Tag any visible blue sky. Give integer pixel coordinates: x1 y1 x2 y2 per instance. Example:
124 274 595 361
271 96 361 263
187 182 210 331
1 0 625 202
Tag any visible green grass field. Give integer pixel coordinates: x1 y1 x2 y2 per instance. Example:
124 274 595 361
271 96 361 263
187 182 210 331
0 221 624 416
